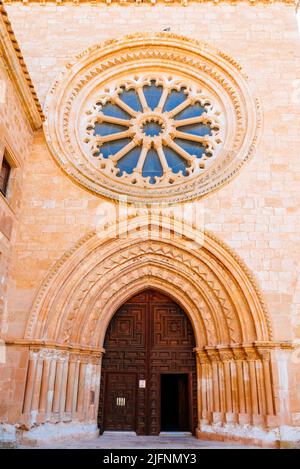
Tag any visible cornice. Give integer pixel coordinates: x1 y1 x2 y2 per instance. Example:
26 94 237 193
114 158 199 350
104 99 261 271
0 0 44 130
3 0 297 5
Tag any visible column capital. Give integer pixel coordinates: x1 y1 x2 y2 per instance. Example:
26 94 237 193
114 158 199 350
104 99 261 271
232 347 246 361
194 348 209 364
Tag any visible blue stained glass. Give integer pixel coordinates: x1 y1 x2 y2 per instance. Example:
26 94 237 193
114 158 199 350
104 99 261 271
117 147 140 175
174 102 207 120
178 123 212 137
99 138 131 159
90 86 219 182
163 146 188 175
119 89 142 112
163 90 187 112
174 138 206 159
101 103 130 120
142 149 163 183
143 82 163 110
94 122 127 137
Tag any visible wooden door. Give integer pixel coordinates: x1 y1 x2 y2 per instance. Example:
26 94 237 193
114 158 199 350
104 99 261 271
104 373 136 431
98 290 197 435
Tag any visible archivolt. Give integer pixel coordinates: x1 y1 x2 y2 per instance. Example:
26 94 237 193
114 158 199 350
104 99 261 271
25 216 272 348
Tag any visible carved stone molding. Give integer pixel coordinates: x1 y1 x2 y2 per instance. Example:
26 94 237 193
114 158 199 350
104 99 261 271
4 0 296 6
24 216 272 349
44 32 260 204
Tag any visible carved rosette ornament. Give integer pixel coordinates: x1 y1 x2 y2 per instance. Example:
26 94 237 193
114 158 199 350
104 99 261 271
44 33 259 204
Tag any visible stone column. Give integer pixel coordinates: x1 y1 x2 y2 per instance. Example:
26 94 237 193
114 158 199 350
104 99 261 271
59 355 69 420
76 357 87 420
207 350 222 423
256 358 266 419
257 347 275 424
219 349 234 423
65 353 78 418
93 353 103 421
30 354 44 423
72 357 81 417
45 355 57 420
230 359 239 421
195 349 203 427
244 347 261 425
83 360 92 421
22 349 39 418
198 350 213 423
52 355 64 417
233 348 248 424
39 353 51 421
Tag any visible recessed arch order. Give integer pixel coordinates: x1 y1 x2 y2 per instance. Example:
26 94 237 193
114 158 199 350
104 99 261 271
25 215 271 349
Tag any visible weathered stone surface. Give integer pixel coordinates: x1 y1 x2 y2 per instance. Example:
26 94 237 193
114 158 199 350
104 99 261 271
0 1 300 447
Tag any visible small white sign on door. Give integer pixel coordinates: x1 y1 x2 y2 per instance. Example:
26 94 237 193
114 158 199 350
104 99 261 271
139 380 146 388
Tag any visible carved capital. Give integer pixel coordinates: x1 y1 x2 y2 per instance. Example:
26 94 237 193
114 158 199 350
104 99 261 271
256 348 271 362
219 349 234 362
243 347 259 361
232 348 246 361
195 349 209 364
206 349 220 363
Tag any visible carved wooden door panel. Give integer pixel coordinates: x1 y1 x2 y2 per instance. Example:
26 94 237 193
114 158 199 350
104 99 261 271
98 289 196 435
103 373 136 431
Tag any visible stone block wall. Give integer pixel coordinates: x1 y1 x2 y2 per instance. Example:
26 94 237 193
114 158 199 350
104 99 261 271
1 2 300 445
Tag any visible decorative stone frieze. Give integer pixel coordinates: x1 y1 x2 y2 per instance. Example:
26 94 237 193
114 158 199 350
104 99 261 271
4 0 296 5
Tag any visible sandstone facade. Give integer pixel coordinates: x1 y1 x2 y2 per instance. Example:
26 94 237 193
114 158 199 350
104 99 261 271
0 0 299 447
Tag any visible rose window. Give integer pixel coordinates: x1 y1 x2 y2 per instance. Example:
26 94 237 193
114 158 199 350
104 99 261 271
84 77 222 186
45 34 258 204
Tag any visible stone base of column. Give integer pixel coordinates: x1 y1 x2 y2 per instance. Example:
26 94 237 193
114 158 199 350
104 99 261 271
265 415 280 428
0 424 18 448
252 414 264 426
278 425 300 448
195 422 281 448
212 412 224 424
238 413 251 425
225 412 238 424
18 422 99 446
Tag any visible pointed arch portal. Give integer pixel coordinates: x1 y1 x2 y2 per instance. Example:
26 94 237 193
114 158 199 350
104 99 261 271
16 215 289 445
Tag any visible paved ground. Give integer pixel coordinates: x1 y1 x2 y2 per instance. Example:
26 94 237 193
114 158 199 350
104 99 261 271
21 432 260 449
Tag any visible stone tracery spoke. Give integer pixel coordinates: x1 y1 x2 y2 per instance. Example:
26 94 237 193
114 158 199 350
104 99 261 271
174 115 209 127
167 140 194 164
112 95 138 117
167 96 192 118
110 139 140 163
155 87 169 113
155 144 171 173
96 130 132 145
136 86 150 112
96 112 131 127
135 143 151 173
173 129 210 145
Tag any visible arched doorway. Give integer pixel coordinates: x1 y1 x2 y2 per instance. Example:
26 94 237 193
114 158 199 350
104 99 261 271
21 222 281 446
98 289 197 435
